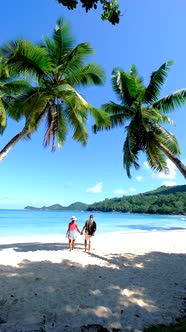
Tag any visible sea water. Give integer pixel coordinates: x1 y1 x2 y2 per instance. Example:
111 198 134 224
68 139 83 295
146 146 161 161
0 209 186 238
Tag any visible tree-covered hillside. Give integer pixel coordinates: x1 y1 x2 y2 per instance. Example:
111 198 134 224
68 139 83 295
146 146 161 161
87 185 186 215
25 185 186 215
24 202 88 211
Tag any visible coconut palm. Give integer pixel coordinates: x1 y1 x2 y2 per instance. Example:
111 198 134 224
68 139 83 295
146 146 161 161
94 61 186 179
0 51 30 136
0 17 109 160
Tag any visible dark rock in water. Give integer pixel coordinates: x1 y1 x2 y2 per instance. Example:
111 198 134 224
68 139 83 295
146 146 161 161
53 324 114 332
80 325 109 331
0 317 6 324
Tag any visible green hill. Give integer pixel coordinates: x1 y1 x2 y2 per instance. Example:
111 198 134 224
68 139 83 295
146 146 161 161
144 185 186 196
87 185 186 215
67 202 88 210
25 185 186 215
24 202 88 211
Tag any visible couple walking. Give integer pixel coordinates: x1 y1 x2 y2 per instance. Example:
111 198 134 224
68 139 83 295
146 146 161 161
66 215 96 252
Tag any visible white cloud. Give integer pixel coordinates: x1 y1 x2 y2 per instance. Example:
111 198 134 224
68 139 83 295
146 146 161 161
144 161 150 169
136 176 143 182
144 159 177 180
86 182 102 193
162 181 177 186
129 187 136 192
114 187 136 196
153 159 177 180
113 189 127 195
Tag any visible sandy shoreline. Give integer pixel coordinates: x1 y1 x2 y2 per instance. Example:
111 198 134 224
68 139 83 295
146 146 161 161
0 230 186 331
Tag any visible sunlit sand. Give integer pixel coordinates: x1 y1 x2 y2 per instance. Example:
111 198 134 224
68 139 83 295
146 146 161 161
0 230 186 331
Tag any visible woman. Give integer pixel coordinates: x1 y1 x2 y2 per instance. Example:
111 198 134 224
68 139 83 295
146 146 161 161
66 216 81 251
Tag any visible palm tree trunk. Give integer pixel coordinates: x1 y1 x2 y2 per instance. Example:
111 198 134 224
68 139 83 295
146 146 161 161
0 127 31 160
0 106 49 161
158 142 186 179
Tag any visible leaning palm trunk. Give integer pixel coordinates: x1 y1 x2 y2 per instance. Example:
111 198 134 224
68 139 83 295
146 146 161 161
0 107 48 161
0 127 30 160
157 141 186 179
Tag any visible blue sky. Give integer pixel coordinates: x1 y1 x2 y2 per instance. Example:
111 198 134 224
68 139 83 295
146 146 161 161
0 0 186 209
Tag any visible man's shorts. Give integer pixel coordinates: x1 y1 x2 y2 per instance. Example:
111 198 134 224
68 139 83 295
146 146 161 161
85 233 92 240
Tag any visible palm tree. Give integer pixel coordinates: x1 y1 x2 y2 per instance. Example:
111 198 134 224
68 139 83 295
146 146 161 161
0 17 109 160
0 51 30 136
94 61 186 179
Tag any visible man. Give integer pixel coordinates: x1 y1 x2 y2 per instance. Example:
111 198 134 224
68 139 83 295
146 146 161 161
81 215 96 252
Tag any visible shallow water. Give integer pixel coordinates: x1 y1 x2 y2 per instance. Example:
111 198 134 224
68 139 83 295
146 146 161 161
0 209 185 237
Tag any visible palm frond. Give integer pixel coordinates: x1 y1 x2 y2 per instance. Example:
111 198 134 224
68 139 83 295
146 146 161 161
145 139 168 173
0 41 19 60
153 124 181 155
0 99 6 133
153 88 186 113
64 103 89 145
142 107 176 126
112 68 137 106
144 60 173 104
72 121 89 145
93 102 135 133
56 83 89 111
2 80 31 95
123 134 140 178
53 17 75 58
93 113 125 133
130 64 144 88
56 107 68 148
102 102 136 117
5 39 51 80
66 62 105 87
60 42 95 77
89 106 110 128
9 87 48 124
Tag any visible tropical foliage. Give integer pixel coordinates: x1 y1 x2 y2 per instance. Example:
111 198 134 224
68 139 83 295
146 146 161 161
57 0 121 24
25 202 88 211
0 51 30 135
26 185 186 215
0 17 109 160
87 185 186 215
94 61 186 179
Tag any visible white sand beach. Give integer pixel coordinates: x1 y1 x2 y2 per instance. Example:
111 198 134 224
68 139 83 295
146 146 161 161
0 230 186 332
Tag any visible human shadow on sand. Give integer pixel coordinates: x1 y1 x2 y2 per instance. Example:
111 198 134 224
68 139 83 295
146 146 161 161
0 242 84 252
0 244 185 331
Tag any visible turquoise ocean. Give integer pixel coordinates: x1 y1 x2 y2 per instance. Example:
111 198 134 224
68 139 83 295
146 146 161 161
0 209 186 238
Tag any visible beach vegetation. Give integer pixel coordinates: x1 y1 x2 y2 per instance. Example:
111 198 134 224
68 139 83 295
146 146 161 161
25 201 88 211
57 0 121 25
0 17 110 160
94 61 186 179
87 184 186 215
25 184 186 215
